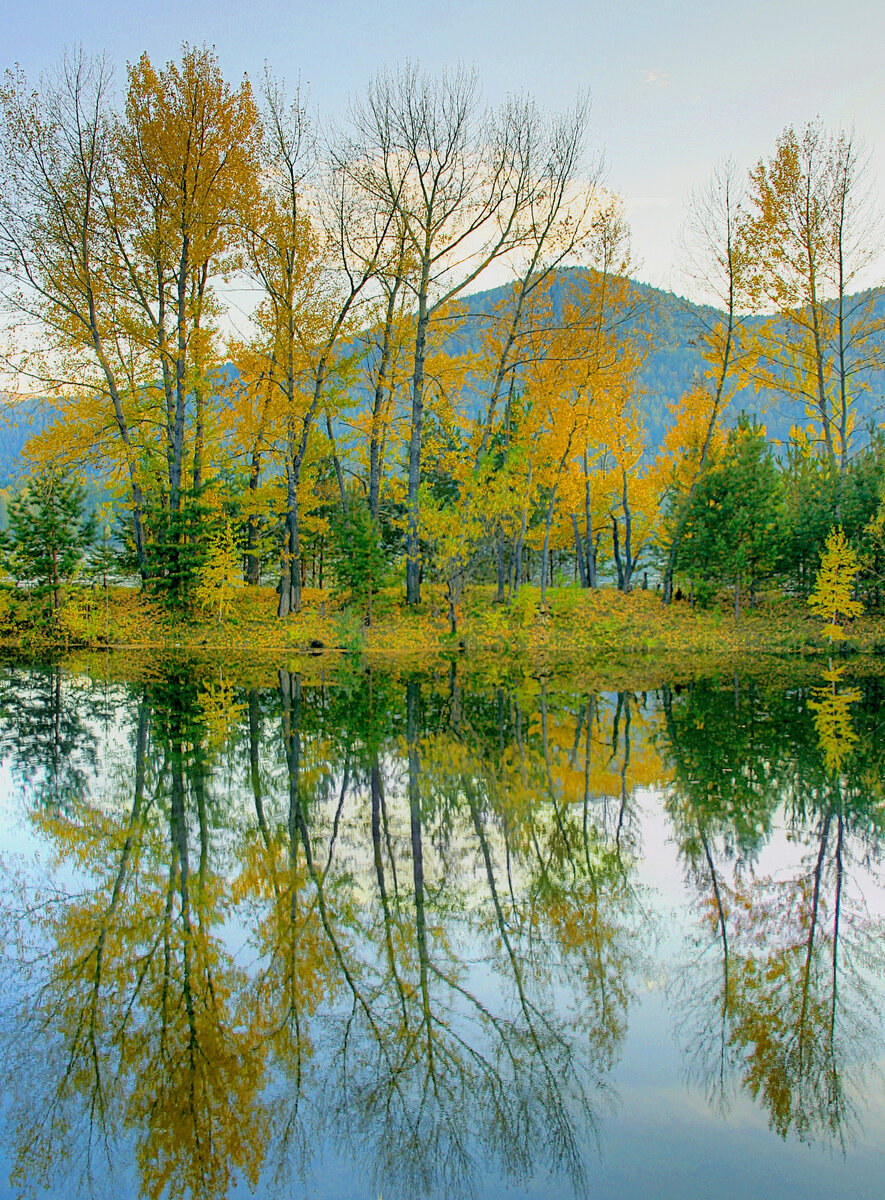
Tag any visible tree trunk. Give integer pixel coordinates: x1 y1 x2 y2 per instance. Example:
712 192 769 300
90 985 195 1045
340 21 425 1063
540 482 560 604
245 448 262 585
621 472 634 593
325 404 349 522
278 463 301 616
572 515 588 588
193 383 204 497
495 528 507 602
612 514 624 591
369 268 402 522
406 266 431 606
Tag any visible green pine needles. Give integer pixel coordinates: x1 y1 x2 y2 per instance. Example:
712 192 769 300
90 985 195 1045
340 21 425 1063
1 469 96 616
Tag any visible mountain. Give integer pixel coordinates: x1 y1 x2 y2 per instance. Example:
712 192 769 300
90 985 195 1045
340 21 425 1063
444 269 885 449
2 274 884 488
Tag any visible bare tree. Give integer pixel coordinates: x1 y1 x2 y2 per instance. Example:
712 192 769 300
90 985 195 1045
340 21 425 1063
247 74 400 616
0 53 150 574
662 159 748 604
341 64 560 604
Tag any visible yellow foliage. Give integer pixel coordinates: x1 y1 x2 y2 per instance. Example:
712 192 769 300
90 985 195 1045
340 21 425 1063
807 526 863 642
808 666 861 776
195 519 243 624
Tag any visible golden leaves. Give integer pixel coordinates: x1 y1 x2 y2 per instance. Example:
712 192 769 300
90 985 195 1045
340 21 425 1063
807 525 864 642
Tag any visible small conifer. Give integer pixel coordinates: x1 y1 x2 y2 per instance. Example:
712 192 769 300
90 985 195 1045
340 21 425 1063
807 525 864 641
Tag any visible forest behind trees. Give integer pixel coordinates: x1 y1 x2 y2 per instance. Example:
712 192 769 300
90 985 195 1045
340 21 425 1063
2 46 885 629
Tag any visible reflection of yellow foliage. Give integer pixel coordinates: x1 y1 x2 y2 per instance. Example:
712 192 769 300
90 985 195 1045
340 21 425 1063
809 666 860 776
199 673 245 752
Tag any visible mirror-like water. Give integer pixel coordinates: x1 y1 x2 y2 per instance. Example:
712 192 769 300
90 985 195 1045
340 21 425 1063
1 656 884 1200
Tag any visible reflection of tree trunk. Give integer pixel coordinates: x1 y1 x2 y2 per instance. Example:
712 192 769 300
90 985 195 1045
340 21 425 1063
830 813 844 1045
85 697 151 1117
194 760 209 890
280 670 392 1058
248 692 268 839
540 686 576 881
700 827 730 1093
798 812 832 1064
582 695 596 875
248 689 279 901
169 728 200 1123
371 757 409 1023
280 670 302 872
465 790 577 1145
615 694 631 855
407 677 435 1076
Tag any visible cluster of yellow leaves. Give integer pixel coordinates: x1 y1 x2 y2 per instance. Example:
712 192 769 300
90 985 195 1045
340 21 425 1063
807 526 863 641
195 519 243 624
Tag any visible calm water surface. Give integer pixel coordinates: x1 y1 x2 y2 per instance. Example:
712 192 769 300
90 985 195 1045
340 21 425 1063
0 656 883 1200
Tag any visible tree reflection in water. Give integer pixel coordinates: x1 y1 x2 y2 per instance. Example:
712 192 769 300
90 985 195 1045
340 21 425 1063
666 672 885 1147
0 658 883 1200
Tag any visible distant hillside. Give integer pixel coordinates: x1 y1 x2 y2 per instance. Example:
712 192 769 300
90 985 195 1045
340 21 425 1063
443 269 885 448
2 274 884 486
0 397 53 486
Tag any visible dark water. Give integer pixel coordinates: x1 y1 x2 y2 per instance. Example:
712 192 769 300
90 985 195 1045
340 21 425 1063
0 656 884 1200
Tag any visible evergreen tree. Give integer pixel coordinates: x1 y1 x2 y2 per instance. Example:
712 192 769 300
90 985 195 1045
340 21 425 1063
2 469 96 614
328 501 389 626
676 418 782 616
807 526 864 641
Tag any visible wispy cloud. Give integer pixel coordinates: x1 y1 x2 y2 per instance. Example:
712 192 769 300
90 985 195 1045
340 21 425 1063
641 69 671 88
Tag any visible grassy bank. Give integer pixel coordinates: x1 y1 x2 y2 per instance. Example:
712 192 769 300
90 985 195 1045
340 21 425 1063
2 582 883 670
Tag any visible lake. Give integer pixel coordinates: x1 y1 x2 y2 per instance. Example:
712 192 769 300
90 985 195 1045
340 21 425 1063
0 654 883 1200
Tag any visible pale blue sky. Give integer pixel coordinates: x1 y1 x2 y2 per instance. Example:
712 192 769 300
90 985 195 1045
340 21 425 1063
6 0 885 293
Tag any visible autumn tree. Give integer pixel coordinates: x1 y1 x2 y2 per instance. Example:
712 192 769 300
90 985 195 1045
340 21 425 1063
121 47 260 510
343 65 593 605
743 122 884 476
0 53 151 573
662 159 750 603
807 525 864 641
243 73 399 616
0 47 262 593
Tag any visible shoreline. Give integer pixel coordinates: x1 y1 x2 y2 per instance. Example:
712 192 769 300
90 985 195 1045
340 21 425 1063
1 584 882 684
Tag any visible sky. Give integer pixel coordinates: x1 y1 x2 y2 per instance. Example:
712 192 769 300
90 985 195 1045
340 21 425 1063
5 0 885 296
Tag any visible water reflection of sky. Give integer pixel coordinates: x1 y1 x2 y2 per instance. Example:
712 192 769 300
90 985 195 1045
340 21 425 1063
1 663 884 1200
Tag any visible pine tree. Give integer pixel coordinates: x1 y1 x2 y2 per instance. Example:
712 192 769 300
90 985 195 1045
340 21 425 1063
675 418 782 617
328 502 389 626
2 469 96 615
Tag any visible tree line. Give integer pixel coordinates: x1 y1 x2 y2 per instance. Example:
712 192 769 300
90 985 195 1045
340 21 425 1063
1 48 884 623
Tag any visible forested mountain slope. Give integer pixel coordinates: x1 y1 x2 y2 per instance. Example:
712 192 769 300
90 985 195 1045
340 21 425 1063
3 272 884 486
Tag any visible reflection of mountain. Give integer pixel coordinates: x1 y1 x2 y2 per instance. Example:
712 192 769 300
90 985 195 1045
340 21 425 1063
0 660 883 1200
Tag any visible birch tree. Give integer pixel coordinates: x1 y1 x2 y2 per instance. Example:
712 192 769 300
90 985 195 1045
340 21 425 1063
743 123 884 476
343 64 576 604
662 159 749 604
